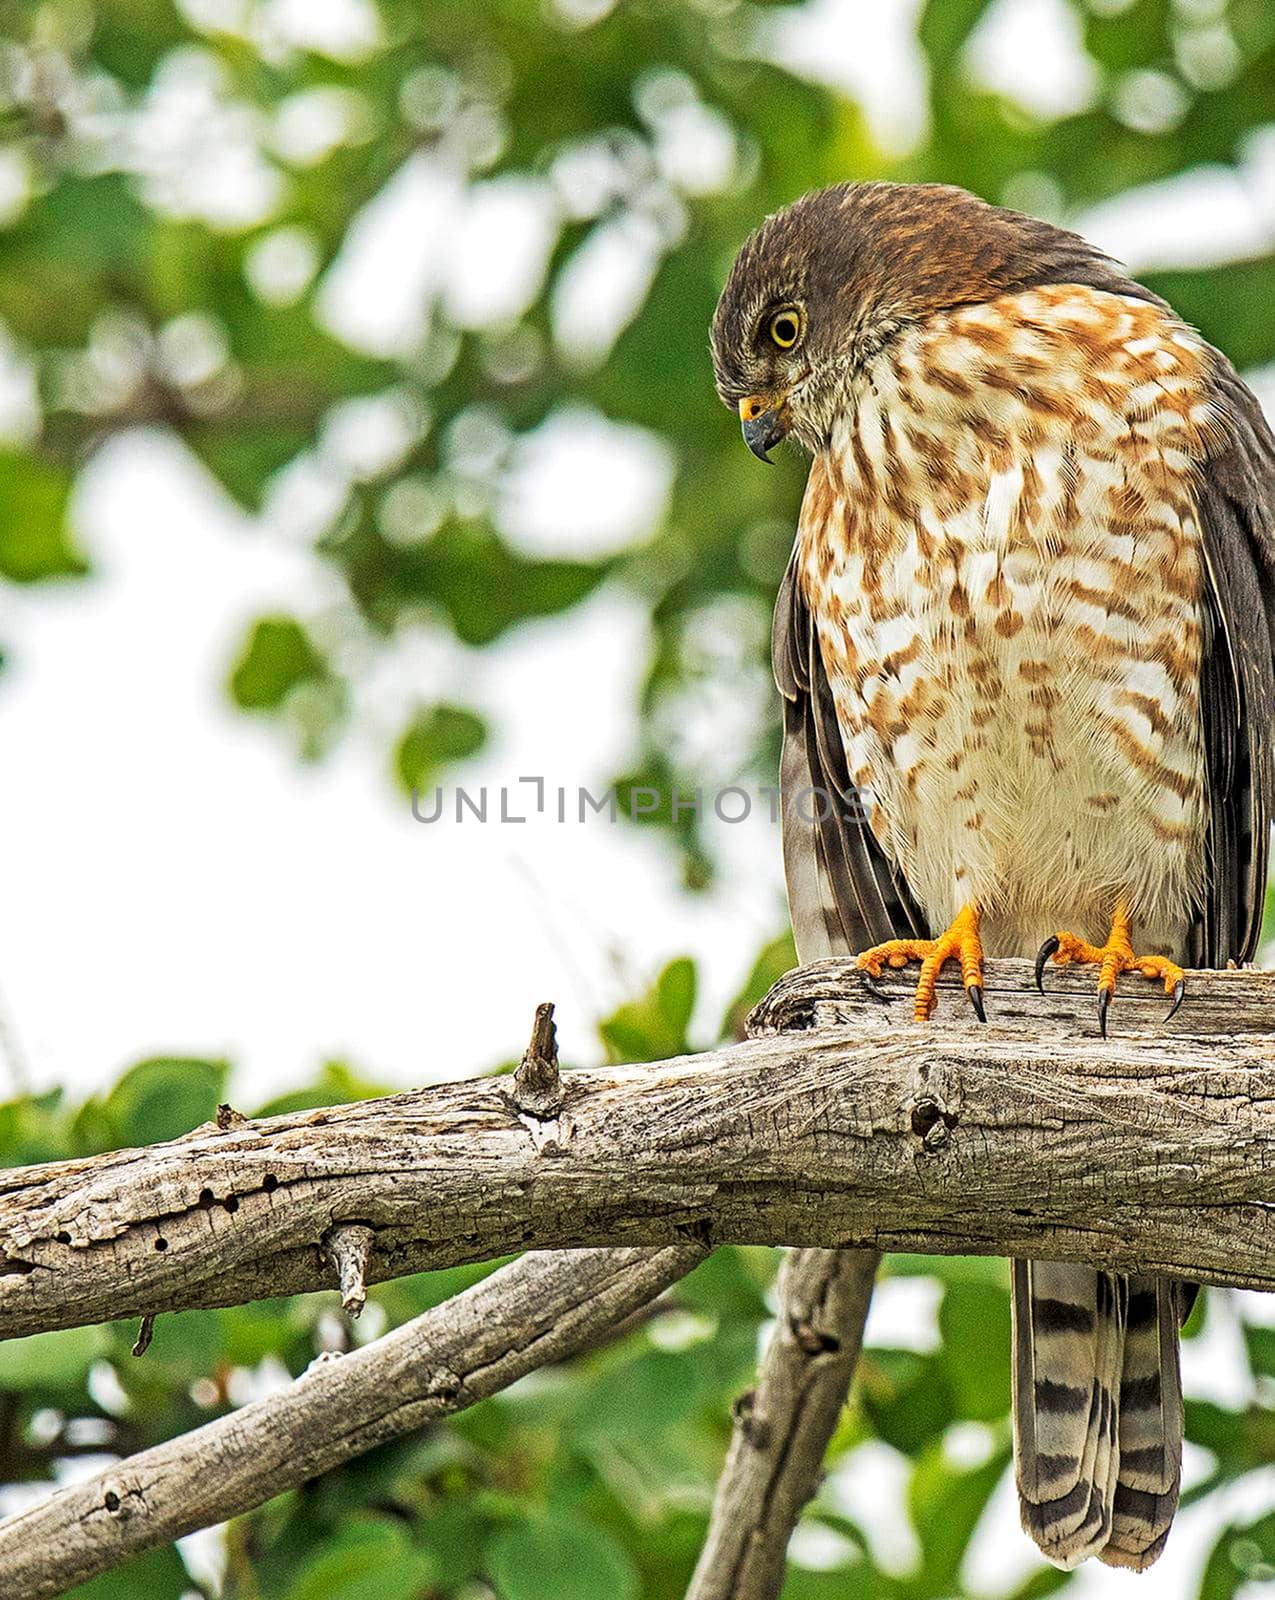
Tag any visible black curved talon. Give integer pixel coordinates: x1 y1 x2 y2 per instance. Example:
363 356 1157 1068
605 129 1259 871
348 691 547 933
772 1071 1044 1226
856 968 890 1002
1165 978 1186 1024
1034 936 1060 994
1097 986 1112 1040
967 983 986 1024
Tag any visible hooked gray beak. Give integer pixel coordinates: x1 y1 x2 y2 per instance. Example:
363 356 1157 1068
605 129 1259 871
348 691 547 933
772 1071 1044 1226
738 397 788 463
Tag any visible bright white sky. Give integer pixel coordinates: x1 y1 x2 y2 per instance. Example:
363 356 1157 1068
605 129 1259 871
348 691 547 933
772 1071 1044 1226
0 430 784 1096
3 0 1275 1592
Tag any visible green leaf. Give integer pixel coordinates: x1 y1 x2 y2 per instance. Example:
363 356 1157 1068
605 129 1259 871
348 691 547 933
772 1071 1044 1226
885 1253 1007 1286
613 755 715 891
0 1323 108 1389
417 1499 488 1587
0 451 85 583
0 173 151 344
1143 257 1275 370
1005 1563 1074 1599
938 1279 1011 1421
918 0 996 70
188 424 313 511
909 1438 1011 1592
677 1244 773 1320
571 1347 704 1443
394 703 487 792
858 1347 955 1456
102 1057 228 1146
720 931 798 1039
486 1512 639 1600
598 957 697 1063
1184 1397 1275 1487
339 518 610 647
657 957 696 1040
252 1060 387 1117
1182 1284 1209 1339
285 1520 434 1600
120 1306 223 1382
228 616 329 712
0 1087 72 1167
1199 1509 1275 1600
1081 0 1173 72
373 1258 504 1323
68 1544 190 1599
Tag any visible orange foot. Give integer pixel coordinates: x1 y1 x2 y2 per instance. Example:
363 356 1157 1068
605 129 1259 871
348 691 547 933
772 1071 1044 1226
857 902 986 1024
1034 900 1185 1038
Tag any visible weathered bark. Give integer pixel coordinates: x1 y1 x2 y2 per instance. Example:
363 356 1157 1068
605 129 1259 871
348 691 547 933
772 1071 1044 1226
686 1247 879 1600
746 955 1275 1037
0 1244 704 1600
1 958 1273 1342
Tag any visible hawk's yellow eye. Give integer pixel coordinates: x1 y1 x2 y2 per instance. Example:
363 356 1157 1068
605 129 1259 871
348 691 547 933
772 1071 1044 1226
768 308 802 349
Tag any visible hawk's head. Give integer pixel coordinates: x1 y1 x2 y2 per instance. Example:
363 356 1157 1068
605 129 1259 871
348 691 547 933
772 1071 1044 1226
710 181 1129 459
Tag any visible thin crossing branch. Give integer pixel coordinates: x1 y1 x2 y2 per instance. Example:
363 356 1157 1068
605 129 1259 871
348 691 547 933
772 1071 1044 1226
687 1247 880 1600
0 1244 705 1600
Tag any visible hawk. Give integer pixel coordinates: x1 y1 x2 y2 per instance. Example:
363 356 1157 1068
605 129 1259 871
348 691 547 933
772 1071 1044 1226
711 182 1275 1569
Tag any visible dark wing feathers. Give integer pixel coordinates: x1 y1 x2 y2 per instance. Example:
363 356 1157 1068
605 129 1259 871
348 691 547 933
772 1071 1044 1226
1194 355 1275 967
1095 356 1273 1570
772 551 927 962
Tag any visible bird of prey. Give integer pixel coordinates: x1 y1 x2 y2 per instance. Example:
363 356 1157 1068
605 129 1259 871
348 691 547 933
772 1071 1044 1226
711 182 1275 1569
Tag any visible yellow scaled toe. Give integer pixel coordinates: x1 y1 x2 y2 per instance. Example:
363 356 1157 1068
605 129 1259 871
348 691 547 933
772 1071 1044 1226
1035 901 1186 1037
857 902 986 1023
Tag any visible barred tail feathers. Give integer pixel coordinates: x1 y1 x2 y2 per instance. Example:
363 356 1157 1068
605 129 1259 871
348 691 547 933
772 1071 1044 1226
1012 1261 1127 1567
1099 1277 1185 1570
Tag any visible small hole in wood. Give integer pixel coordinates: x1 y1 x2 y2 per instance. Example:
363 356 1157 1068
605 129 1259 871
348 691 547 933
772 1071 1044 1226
55 1231 70 1245
104 1491 120 1512
223 1195 239 1214
198 1189 215 1209
262 1174 279 1193
154 1237 168 1252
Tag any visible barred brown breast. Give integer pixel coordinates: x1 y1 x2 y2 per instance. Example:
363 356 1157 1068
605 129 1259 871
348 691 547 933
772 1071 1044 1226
798 282 1217 958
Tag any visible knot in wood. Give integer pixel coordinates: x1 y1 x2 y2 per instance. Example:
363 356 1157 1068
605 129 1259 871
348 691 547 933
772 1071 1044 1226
427 1366 464 1403
788 1314 841 1356
909 1095 956 1151
102 1483 133 1518
732 1388 770 1448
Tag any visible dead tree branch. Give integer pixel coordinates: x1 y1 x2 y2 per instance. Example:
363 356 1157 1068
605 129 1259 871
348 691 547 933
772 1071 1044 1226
687 1246 879 1600
1 959 1272 1343
0 1244 704 1600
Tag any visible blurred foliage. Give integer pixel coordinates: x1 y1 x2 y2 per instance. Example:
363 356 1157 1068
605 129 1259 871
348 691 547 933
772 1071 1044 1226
0 0 1267 886
3 0 1275 1595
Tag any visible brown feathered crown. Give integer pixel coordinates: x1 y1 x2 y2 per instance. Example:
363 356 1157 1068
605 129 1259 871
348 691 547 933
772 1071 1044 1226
710 181 1150 409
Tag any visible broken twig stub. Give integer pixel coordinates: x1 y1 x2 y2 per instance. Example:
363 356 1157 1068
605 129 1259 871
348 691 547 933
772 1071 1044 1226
512 1000 563 1118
